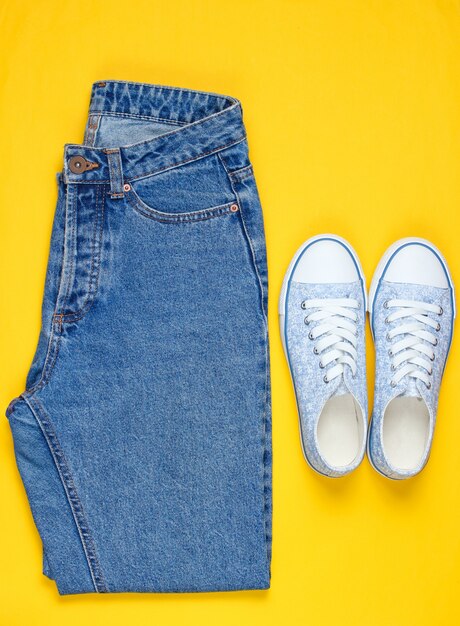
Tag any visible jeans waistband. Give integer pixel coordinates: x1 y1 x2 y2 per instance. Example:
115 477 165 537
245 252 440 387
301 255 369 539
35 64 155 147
62 80 246 188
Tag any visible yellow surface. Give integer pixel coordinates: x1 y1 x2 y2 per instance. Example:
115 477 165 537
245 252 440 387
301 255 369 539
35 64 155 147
1 1 460 624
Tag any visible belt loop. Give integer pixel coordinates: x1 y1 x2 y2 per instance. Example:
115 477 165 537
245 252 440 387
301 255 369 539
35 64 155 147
104 148 124 199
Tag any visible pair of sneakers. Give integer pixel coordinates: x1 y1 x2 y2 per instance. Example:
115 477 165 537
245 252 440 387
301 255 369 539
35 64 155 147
279 235 455 479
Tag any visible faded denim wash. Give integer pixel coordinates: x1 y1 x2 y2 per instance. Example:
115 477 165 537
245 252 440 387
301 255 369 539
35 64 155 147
6 80 272 594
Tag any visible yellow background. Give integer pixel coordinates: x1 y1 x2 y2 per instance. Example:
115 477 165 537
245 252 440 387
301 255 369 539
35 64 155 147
1 1 460 624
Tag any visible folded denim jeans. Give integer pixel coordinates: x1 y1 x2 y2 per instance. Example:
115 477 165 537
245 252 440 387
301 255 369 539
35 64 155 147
6 80 272 594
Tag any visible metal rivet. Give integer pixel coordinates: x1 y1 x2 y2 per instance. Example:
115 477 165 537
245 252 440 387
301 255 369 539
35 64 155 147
123 183 131 192
69 155 87 174
230 204 239 213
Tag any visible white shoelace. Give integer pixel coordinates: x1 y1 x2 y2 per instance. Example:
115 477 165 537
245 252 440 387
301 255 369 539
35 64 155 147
385 298 443 389
302 298 359 383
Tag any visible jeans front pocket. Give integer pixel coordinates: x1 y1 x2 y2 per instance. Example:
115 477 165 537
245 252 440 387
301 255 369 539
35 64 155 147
218 141 269 320
124 151 239 223
125 184 239 224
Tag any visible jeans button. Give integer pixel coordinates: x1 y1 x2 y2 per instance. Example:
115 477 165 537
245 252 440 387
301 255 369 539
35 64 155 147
69 155 87 174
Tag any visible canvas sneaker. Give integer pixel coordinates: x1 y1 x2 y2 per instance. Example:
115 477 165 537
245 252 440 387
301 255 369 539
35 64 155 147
367 237 455 479
279 234 368 477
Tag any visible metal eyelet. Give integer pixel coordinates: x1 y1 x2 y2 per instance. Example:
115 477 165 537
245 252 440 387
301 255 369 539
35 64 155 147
301 301 307 310
390 380 396 388
436 322 441 331
319 361 325 369
323 375 329 383
308 331 314 340
386 333 391 341
433 338 438 346
388 349 393 357
391 364 396 371
430 354 435 362
426 382 432 390
438 307 443 316
304 317 309 325
384 317 389 325
384 301 389 309
313 347 319 355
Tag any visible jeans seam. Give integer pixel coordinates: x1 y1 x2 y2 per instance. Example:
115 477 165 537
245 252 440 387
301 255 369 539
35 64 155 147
60 183 77 316
25 180 73 394
228 164 254 182
262 326 271 568
91 110 186 126
58 184 105 323
22 393 108 593
218 151 271 570
25 317 63 394
217 153 267 323
126 190 237 224
127 135 247 183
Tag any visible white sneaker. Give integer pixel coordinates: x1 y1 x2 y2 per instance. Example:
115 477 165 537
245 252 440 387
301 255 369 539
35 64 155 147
368 237 455 479
279 234 368 477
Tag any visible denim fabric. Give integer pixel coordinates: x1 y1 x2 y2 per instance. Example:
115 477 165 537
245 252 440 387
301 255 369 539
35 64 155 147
368 280 454 479
6 80 271 594
285 281 367 477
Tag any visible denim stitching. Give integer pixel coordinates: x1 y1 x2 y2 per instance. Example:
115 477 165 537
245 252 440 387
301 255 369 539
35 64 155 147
60 185 105 323
92 110 186 126
83 113 101 147
218 151 271 566
26 181 75 394
126 190 238 224
126 135 247 182
22 394 108 593
26 317 63 394
228 164 254 182
90 79 239 105
65 137 247 185
98 103 242 153
262 328 271 563
60 183 77 316
217 154 267 322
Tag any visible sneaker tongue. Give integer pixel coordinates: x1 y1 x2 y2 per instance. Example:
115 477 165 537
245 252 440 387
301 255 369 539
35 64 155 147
400 378 421 398
332 379 349 397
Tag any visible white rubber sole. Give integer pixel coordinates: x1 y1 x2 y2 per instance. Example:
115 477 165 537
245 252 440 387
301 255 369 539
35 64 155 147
278 234 367 477
367 236 456 479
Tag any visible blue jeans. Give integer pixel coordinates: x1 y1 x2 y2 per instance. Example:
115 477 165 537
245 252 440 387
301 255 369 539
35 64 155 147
6 80 272 594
